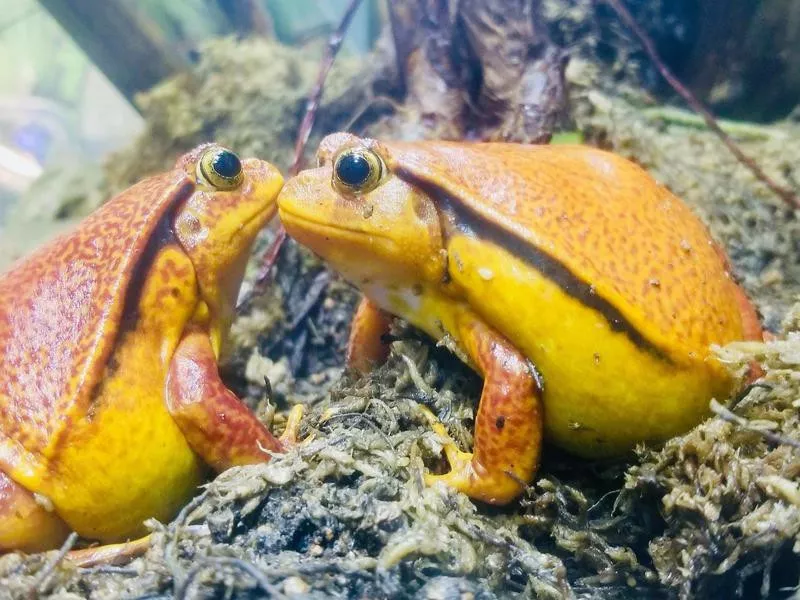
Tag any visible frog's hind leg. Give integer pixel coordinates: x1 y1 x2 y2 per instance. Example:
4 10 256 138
0 470 71 553
424 316 544 505
0 470 150 565
166 329 303 472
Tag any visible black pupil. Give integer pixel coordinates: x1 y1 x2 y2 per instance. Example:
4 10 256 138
212 150 241 179
336 153 371 187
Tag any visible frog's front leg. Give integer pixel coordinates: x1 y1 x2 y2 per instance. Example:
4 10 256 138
425 315 543 505
166 330 302 471
347 297 393 373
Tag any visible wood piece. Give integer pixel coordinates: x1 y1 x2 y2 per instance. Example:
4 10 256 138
39 0 188 105
603 0 800 210
386 0 569 142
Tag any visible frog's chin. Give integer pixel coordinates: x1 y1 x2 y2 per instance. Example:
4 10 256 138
278 209 401 272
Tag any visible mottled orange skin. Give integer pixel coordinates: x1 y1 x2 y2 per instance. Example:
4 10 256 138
0 145 295 553
277 133 763 505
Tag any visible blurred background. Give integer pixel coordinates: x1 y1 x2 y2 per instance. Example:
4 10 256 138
0 0 380 224
1 0 798 234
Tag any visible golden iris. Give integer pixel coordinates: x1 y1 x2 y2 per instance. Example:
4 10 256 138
197 147 244 190
333 147 383 194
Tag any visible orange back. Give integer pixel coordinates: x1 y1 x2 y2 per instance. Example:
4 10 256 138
377 140 754 353
0 171 193 468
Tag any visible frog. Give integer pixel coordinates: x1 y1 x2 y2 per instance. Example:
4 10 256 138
276 132 763 505
0 144 301 556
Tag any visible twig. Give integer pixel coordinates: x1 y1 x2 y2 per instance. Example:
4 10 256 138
30 531 79 596
288 270 332 330
602 0 800 210
242 0 365 310
289 0 364 175
175 557 287 600
710 399 800 450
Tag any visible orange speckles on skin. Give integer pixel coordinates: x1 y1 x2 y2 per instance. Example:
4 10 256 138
0 144 285 549
0 172 194 473
166 330 284 471
277 133 764 506
346 298 394 373
375 140 756 355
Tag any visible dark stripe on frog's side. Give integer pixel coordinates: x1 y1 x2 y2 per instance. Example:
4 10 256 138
74 180 196 429
118 181 195 334
396 169 672 363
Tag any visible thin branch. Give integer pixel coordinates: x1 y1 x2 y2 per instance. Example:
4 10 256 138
240 0 364 310
31 532 79 596
602 0 800 210
710 399 800 450
289 0 364 175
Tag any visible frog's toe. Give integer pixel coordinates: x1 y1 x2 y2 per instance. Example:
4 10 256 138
424 457 525 505
65 535 152 568
424 416 525 505
278 405 306 449
426 418 466 465
0 471 71 553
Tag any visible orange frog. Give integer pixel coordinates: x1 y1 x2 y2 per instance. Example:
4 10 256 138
0 145 301 555
277 133 763 505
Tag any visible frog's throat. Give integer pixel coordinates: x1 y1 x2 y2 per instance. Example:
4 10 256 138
394 168 674 365
186 202 277 356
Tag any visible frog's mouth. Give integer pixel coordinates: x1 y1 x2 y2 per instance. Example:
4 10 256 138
236 203 278 244
278 208 404 286
278 208 398 250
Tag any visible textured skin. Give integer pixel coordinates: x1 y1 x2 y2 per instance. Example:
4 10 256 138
277 133 763 504
369 136 753 358
346 298 392 372
166 329 285 471
0 171 192 475
426 309 543 504
0 470 70 552
0 145 284 548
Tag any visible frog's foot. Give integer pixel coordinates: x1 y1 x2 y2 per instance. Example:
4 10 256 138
424 425 522 504
422 316 544 505
278 404 305 449
166 330 304 472
65 535 151 568
0 471 71 553
347 297 393 373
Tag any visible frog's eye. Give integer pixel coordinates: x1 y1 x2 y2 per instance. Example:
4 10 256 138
332 147 383 194
197 147 244 190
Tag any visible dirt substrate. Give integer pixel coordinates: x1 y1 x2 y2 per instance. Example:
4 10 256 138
1 36 799 600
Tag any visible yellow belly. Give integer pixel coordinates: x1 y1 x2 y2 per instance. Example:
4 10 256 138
376 235 738 457
28 245 206 541
43 331 207 541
